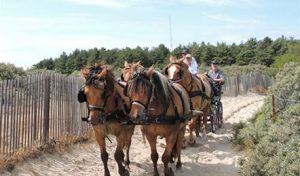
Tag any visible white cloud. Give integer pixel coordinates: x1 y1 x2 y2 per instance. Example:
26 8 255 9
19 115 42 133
204 13 263 30
0 33 163 68
180 0 257 6
65 0 130 8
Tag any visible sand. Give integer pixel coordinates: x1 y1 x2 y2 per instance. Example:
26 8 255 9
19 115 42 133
3 93 265 176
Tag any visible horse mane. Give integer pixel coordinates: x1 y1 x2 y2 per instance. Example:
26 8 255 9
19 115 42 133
81 63 115 91
151 70 171 108
127 70 171 109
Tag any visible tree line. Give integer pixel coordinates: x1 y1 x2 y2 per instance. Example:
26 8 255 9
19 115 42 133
33 36 296 75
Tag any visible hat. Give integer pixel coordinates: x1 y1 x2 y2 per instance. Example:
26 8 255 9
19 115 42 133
185 54 192 58
211 60 219 64
182 49 189 54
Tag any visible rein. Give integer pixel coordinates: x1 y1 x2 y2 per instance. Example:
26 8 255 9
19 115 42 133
78 70 132 125
126 71 190 125
167 65 211 110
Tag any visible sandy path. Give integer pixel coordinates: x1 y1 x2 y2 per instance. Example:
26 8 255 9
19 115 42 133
4 93 265 176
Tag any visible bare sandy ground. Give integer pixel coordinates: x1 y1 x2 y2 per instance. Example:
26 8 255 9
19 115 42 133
3 93 265 176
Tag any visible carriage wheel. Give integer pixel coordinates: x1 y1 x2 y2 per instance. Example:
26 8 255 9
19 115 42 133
211 106 218 133
218 102 223 128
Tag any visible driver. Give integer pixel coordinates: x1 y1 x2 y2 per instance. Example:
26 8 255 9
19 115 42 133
207 60 225 97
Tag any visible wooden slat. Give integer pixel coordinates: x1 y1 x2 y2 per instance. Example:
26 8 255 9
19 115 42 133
39 73 44 143
2 80 8 154
26 76 31 149
21 77 26 148
8 79 13 155
13 78 18 152
16 78 21 149
25 76 29 149
0 81 3 150
42 73 50 144
36 73 41 144
33 74 38 142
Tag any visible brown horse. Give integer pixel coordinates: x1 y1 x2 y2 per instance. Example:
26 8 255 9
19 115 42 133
164 58 212 145
79 64 134 176
124 66 191 176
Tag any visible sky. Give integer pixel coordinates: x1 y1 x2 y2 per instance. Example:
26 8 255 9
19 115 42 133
0 0 299 69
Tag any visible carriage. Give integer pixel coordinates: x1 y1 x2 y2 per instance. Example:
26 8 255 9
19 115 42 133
209 94 223 133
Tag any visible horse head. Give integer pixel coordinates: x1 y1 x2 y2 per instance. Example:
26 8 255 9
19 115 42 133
124 66 154 120
164 58 189 82
79 64 115 125
121 61 143 82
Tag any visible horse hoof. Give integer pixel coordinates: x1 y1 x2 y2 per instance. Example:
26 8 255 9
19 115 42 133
120 169 130 176
176 162 182 170
153 171 159 176
124 160 130 167
188 139 196 146
164 167 174 176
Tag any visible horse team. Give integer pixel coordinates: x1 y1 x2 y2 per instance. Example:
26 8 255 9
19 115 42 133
78 58 213 176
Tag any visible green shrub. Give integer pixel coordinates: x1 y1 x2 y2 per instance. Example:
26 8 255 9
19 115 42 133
234 62 300 176
272 42 300 71
222 64 276 77
0 63 26 80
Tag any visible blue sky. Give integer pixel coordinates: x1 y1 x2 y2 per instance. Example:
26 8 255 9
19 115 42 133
0 0 299 68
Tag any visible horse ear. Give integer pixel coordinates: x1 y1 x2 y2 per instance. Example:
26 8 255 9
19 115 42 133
169 56 177 63
97 67 108 79
132 61 141 69
81 67 90 79
124 61 129 67
146 65 154 78
178 58 185 63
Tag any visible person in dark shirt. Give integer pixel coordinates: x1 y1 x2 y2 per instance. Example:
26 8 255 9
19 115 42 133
207 60 225 97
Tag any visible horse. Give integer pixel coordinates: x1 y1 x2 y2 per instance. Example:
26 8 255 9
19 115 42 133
78 64 134 176
124 66 191 176
164 58 212 145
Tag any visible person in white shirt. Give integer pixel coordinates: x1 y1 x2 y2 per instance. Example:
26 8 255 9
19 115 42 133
183 52 198 75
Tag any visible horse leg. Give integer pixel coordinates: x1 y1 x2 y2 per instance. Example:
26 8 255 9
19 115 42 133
202 106 209 141
195 116 200 137
93 127 110 176
188 119 196 145
146 133 159 176
176 124 186 170
124 125 135 168
162 133 177 176
116 134 129 176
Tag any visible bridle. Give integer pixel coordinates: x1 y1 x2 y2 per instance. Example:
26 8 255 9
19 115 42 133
165 63 194 92
77 71 109 115
124 71 153 112
165 63 184 83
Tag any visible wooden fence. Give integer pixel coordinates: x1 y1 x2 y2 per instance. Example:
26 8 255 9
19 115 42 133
0 72 89 157
223 72 273 96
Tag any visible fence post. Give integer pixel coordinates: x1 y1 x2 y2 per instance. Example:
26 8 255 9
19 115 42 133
43 74 51 144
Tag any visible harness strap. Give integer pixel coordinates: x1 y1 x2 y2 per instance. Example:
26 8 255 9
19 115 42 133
189 76 211 100
142 114 191 124
88 104 105 112
170 84 186 116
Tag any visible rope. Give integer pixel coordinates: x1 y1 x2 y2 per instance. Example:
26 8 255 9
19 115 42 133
273 95 300 103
